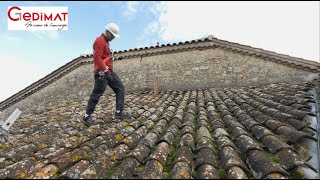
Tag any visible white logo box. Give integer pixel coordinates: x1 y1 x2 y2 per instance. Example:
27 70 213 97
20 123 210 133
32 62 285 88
8 6 68 31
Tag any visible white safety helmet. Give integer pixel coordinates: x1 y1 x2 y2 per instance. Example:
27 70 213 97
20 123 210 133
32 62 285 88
105 22 120 37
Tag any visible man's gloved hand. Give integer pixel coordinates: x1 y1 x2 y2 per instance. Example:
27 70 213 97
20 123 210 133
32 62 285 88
98 65 113 82
98 66 109 77
98 71 105 77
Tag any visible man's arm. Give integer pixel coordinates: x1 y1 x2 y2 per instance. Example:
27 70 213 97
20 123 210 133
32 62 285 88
93 42 108 72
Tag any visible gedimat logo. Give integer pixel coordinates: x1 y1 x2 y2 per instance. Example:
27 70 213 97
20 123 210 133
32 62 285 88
8 6 68 31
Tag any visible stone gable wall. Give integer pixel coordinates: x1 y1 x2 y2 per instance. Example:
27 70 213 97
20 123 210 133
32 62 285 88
1 47 318 120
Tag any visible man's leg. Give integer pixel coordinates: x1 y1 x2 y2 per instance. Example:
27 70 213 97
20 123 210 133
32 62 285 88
107 71 124 112
107 71 132 119
84 74 108 125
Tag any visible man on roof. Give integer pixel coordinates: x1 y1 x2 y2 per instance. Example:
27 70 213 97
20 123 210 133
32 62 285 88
83 22 132 126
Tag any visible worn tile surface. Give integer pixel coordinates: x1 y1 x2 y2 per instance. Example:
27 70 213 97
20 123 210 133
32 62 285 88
0 81 318 179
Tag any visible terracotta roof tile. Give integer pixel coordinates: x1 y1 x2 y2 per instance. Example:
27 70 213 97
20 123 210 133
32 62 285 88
196 164 220 179
226 166 249 179
31 164 59 179
140 132 158 149
180 125 195 138
285 117 308 131
79 157 108 179
145 142 170 166
51 146 91 170
225 118 246 132
0 157 38 178
170 161 192 179
86 144 108 163
121 133 141 149
81 136 105 150
158 131 175 146
59 160 90 179
236 135 264 154
172 146 194 169
128 144 150 163
220 146 249 172
179 133 195 151
275 148 309 170
139 159 164 179
37 147 66 161
110 157 140 179
247 150 289 178
110 144 130 161
232 126 252 138
251 125 274 140
196 127 211 141
265 119 288 131
216 135 237 150
195 147 218 168
150 126 164 138
275 126 315 143
261 135 291 153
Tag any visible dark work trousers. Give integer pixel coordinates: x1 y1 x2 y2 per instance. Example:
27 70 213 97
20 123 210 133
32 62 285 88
86 70 124 115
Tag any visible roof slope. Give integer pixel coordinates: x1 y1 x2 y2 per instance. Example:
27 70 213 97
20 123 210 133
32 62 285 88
0 80 318 179
1 36 319 110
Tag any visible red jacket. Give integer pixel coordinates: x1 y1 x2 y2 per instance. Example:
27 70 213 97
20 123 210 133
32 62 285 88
93 33 112 72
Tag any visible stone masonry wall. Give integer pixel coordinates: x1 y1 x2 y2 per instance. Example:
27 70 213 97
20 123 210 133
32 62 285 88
1 47 318 121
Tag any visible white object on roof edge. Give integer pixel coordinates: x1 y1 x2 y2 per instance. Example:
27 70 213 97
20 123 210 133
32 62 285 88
1 108 22 131
0 111 2 126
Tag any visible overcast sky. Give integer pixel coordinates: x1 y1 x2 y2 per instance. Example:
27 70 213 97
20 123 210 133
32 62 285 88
0 1 319 102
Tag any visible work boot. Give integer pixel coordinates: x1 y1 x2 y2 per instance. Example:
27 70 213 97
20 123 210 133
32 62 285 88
83 115 96 126
114 111 133 120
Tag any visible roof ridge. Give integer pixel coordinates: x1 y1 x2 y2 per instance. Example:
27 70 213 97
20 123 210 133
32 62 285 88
212 38 319 67
80 35 319 68
0 57 84 110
